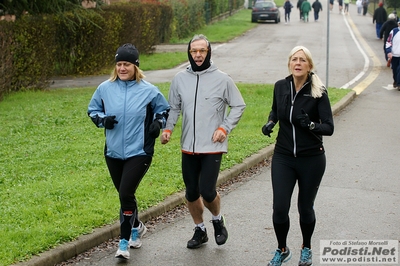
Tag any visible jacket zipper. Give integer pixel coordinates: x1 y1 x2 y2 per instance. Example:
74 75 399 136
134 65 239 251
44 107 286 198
192 75 200 154
289 80 309 157
122 81 128 160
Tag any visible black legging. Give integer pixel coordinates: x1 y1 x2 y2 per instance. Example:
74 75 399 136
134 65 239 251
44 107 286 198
182 153 222 203
362 5 368 15
391 56 400 86
271 152 326 249
285 11 291 22
106 155 152 240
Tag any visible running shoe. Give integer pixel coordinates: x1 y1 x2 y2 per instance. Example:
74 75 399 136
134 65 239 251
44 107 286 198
115 239 130 259
267 247 292 266
129 221 147 248
298 247 313 266
212 215 228 245
187 226 208 249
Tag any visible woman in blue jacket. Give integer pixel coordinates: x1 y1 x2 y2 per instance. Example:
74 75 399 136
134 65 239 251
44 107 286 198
87 44 170 260
262 46 334 266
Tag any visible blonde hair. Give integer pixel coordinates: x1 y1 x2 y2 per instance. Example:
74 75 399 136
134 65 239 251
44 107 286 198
109 64 145 82
288 46 326 98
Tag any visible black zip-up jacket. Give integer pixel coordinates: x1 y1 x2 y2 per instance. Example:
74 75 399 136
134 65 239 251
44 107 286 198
268 75 334 157
373 6 387 24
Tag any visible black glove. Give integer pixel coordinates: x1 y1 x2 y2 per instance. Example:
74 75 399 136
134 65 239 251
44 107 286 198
296 109 311 128
103 116 118 129
149 120 162 138
262 121 276 137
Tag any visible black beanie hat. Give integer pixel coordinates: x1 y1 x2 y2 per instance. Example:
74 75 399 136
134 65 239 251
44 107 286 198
115 43 139 67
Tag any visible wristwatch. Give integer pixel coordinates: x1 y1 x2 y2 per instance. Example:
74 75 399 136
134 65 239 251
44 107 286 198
309 122 315 130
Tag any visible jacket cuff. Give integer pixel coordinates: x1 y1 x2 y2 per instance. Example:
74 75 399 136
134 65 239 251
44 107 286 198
217 127 227 135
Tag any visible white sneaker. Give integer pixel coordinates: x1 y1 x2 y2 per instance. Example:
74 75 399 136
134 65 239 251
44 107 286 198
115 239 130 259
129 221 148 248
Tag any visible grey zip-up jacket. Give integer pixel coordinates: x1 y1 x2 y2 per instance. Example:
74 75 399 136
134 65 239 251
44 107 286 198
166 63 246 154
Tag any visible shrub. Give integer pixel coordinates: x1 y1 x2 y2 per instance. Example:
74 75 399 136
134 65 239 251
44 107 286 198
0 21 14 100
9 15 58 91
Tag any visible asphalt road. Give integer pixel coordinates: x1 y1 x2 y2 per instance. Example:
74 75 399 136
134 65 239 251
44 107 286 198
25 4 400 266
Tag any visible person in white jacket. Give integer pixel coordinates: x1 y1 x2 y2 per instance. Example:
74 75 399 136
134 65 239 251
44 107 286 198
386 21 400 89
356 0 362 14
161 34 246 249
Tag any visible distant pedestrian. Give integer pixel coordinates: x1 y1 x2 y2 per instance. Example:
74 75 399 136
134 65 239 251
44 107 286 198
338 0 343 13
373 2 388 39
262 45 334 266
386 20 400 89
329 0 334 11
297 0 305 20
284 0 294 23
311 0 323 21
87 43 170 260
380 13 398 62
343 0 350 14
301 0 312 22
356 0 362 15
362 0 369 16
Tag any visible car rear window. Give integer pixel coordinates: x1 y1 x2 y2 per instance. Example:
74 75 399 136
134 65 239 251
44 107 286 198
255 2 275 8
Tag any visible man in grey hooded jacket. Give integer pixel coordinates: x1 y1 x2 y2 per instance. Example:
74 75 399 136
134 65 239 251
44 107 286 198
161 34 246 249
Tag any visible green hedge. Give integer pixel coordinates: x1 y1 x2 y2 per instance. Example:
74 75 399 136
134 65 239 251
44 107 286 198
0 0 244 100
53 9 119 76
53 2 173 76
6 15 58 92
168 0 206 40
0 22 14 101
0 2 173 99
158 0 244 40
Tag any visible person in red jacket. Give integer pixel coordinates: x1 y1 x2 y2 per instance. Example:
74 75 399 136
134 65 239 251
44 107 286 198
262 46 334 266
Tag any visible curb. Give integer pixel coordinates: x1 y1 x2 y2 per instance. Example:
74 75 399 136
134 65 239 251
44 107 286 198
331 89 357 116
15 90 356 266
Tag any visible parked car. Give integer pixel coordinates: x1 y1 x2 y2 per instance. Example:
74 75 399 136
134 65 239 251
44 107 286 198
251 0 281 23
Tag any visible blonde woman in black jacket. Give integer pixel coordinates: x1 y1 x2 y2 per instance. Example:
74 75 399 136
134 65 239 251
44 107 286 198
262 46 334 266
